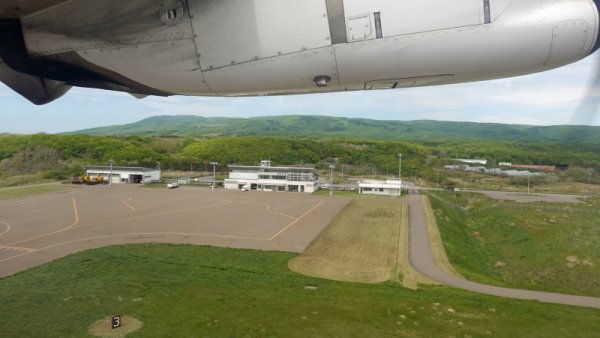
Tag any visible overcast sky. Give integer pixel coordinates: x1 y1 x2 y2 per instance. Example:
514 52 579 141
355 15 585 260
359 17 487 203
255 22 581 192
1 53 599 134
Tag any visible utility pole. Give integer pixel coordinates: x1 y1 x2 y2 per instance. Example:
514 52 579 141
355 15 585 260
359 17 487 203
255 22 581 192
589 171 593 195
527 173 531 195
109 159 113 186
398 154 402 180
210 162 218 190
329 164 335 197
437 172 440 189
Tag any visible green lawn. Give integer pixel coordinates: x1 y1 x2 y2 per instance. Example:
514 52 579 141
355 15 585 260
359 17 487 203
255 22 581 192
311 189 360 197
0 175 53 188
429 191 600 297
1 244 600 337
0 184 77 200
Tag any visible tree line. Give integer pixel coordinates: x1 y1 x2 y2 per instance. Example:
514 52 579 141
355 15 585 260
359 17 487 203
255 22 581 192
0 134 598 183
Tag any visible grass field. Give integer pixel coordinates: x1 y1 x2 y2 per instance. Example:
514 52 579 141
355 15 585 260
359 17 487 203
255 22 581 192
428 191 600 297
311 190 360 197
436 169 599 195
1 244 600 337
0 175 53 188
0 184 76 200
288 199 403 283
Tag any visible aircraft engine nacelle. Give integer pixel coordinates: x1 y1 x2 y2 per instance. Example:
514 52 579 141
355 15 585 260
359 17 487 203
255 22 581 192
0 0 599 103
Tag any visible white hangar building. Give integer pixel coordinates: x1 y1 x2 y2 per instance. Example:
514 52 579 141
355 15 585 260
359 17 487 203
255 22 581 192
225 160 320 193
358 179 402 196
86 166 161 184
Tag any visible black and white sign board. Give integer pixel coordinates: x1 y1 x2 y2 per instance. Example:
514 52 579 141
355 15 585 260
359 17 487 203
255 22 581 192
111 315 122 329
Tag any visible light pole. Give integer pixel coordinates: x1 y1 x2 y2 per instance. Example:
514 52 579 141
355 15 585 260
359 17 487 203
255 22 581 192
398 154 402 180
109 159 113 186
329 164 335 196
210 162 218 190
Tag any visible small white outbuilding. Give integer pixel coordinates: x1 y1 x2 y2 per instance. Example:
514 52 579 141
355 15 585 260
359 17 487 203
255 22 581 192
358 179 402 196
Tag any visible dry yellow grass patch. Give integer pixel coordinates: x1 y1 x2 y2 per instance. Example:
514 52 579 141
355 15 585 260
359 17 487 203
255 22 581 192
289 198 436 288
421 195 465 279
289 199 403 283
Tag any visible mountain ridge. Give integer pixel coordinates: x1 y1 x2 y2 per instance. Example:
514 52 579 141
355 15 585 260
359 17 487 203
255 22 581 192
69 115 600 143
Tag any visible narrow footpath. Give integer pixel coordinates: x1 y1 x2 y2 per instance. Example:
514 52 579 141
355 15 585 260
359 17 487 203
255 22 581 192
407 192 600 309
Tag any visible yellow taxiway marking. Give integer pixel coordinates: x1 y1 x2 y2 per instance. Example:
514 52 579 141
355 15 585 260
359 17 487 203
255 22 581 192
72 201 234 230
123 197 135 211
9 197 79 246
0 221 10 238
269 201 324 240
0 252 29 263
0 245 36 253
265 204 298 220
0 231 270 265
231 201 298 220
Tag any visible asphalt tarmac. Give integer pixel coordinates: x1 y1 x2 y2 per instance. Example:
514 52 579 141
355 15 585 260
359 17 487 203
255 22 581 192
0 185 349 278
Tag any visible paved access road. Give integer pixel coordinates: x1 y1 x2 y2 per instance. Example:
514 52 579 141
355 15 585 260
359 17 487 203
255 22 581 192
407 193 600 309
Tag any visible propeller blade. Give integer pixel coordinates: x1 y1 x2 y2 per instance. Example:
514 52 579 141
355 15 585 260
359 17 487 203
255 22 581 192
571 52 600 125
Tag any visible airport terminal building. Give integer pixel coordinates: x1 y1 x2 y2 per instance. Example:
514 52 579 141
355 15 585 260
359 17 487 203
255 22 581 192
86 166 161 184
225 160 319 193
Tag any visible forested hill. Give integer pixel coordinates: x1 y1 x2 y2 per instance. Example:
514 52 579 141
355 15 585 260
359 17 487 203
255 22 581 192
71 115 600 144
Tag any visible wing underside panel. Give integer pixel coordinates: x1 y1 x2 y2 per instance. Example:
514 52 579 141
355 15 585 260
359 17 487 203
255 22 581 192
0 0 68 18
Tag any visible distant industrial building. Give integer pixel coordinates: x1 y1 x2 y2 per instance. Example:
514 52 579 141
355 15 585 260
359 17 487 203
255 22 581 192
86 166 161 184
457 159 488 165
444 165 542 177
224 160 320 193
358 179 402 196
500 162 557 172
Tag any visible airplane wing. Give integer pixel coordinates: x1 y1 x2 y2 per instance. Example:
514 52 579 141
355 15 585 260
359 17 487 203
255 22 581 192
0 1 68 18
1 0 599 106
